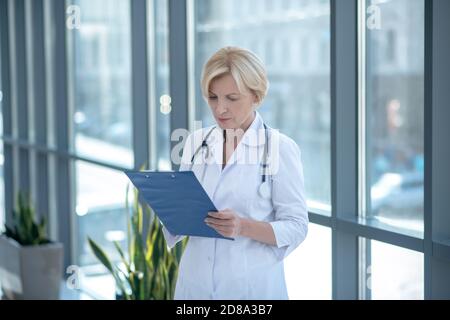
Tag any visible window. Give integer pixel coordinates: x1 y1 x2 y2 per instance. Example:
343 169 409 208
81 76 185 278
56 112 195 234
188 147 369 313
362 239 424 299
191 0 331 299
192 0 331 214
1 0 446 300
265 0 275 13
75 161 129 268
69 0 133 168
0 122 3 232
0 46 3 232
285 224 332 299
301 37 310 67
364 0 424 236
385 29 396 63
67 0 133 289
152 0 171 170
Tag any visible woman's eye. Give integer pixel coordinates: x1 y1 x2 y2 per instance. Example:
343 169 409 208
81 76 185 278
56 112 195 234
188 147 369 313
208 96 237 101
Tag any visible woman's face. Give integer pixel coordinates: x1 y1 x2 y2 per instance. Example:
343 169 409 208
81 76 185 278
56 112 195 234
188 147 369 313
208 73 257 131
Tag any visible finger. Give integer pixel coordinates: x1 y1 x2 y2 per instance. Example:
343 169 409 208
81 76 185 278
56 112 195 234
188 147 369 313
205 221 232 231
208 211 232 220
211 224 232 232
207 224 233 236
205 217 233 227
206 223 227 232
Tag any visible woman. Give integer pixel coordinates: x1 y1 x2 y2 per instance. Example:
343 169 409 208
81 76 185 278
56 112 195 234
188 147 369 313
162 46 308 300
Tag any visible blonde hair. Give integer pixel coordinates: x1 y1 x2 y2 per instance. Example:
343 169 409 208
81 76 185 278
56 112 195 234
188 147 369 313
200 46 269 106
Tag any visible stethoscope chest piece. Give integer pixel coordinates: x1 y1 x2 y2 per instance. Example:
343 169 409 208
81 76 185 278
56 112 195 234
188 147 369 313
258 181 271 199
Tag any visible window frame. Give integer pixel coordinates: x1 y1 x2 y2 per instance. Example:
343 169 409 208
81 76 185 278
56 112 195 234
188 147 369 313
0 0 450 299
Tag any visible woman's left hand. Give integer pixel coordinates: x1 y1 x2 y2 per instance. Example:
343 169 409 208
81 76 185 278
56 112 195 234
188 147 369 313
205 209 243 238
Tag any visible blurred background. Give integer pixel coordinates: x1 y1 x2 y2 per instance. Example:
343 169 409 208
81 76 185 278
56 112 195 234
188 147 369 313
1 0 449 300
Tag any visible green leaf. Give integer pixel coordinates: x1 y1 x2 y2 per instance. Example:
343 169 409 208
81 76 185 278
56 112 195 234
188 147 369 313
5 192 50 245
4 225 15 239
84 163 189 300
125 183 132 262
87 237 114 273
115 267 132 300
113 241 131 274
30 223 40 245
87 237 128 296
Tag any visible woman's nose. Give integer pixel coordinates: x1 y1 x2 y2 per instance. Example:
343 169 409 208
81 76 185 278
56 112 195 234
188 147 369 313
216 100 228 114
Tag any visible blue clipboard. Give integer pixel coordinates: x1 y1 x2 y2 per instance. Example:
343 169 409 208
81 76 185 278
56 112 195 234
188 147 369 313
124 170 233 241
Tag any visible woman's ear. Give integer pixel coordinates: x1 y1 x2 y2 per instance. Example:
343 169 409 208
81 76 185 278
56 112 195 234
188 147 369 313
252 94 259 107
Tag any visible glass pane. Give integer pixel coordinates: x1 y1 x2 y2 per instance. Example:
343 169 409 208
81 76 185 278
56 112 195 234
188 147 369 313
365 239 424 299
0 49 3 231
365 0 424 235
75 161 128 269
0 142 4 232
69 0 133 168
192 0 331 214
152 0 172 170
285 224 332 299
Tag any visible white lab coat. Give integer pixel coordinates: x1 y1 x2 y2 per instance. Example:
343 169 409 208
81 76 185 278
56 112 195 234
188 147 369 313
162 111 308 300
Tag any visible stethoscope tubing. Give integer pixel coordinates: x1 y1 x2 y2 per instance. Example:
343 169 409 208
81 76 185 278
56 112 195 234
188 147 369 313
189 124 272 199
189 125 269 179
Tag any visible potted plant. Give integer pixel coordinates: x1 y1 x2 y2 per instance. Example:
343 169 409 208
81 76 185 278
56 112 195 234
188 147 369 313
88 183 186 300
0 193 63 299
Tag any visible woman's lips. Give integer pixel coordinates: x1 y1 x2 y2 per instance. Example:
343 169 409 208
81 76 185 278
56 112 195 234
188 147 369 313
218 118 231 122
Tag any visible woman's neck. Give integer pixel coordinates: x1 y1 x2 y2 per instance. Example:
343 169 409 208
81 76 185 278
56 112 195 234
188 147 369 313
240 111 256 132
224 111 256 142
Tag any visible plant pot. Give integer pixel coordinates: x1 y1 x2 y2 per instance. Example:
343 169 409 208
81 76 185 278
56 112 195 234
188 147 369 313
0 235 64 300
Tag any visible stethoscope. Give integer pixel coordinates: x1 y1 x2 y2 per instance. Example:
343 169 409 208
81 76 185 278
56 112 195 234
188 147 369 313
189 124 272 199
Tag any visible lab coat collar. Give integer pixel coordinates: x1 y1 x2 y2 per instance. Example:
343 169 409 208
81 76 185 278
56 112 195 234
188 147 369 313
240 111 267 148
204 110 266 150
197 111 267 198
207 111 266 170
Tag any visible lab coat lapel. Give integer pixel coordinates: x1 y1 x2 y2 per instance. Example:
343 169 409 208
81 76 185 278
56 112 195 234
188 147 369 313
225 112 265 169
202 111 264 198
201 128 223 199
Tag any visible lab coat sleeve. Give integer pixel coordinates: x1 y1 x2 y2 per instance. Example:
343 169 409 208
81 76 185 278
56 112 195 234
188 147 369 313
161 132 195 249
269 136 309 261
